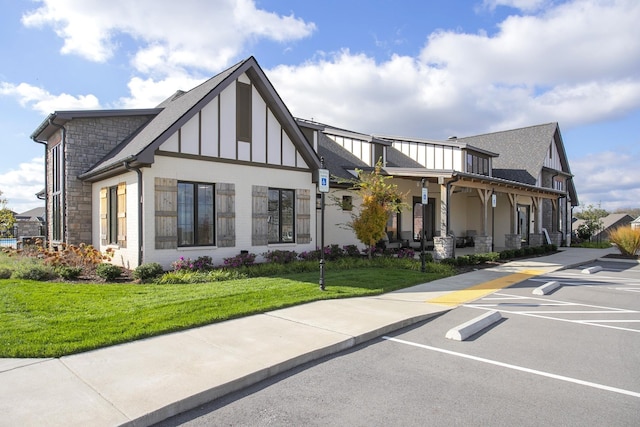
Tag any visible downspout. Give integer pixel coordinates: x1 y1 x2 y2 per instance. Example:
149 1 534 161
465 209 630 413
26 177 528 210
48 119 66 243
445 175 461 236
31 136 48 244
124 161 144 267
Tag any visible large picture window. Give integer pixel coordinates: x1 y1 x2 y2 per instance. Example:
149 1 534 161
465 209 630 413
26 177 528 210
268 188 295 243
178 182 215 246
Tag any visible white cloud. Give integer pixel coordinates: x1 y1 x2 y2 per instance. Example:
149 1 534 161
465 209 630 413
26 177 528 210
0 82 100 115
22 0 316 74
570 150 640 211
0 158 44 213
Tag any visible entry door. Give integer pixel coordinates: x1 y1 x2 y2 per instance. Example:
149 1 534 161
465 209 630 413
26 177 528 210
517 204 530 245
413 197 436 241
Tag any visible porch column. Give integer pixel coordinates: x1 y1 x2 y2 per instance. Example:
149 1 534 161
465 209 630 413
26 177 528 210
439 182 448 237
505 193 521 249
474 188 492 253
434 180 454 259
529 197 544 247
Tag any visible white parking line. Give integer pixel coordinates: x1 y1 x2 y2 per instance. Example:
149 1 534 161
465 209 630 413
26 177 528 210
464 293 640 333
382 336 640 399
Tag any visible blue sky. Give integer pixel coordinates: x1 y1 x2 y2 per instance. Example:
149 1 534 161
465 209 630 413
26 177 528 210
1 0 639 213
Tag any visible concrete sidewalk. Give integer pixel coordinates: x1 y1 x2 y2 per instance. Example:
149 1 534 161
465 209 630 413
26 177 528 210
0 247 614 427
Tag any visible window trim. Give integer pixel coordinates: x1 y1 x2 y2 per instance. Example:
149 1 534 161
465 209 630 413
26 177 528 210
177 181 216 247
268 187 295 244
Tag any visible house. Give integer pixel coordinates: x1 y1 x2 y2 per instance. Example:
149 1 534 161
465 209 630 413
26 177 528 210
296 121 577 259
14 207 46 239
31 57 320 269
31 56 578 269
572 213 634 241
632 216 640 230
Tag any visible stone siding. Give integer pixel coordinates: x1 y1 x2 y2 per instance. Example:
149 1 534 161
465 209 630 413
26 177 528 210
434 236 454 260
57 116 152 245
505 233 522 250
474 235 492 253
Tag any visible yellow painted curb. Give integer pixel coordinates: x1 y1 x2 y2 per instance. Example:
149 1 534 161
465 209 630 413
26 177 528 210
427 269 544 307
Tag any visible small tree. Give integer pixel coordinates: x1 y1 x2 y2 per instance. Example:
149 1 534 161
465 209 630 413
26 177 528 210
339 160 407 258
0 190 16 237
576 203 607 242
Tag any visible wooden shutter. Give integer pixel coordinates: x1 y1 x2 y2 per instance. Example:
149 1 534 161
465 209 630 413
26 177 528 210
117 183 127 248
99 188 108 245
296 189 311 244
155 178 178 249
216 183 235 247
252 185 268 246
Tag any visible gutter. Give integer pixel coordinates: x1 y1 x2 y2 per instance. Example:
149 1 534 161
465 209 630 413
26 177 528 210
124 161 144 267
31 136 48 244
446 175 461 236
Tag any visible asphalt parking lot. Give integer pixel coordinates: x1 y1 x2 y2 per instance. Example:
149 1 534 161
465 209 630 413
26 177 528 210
159 260 640 426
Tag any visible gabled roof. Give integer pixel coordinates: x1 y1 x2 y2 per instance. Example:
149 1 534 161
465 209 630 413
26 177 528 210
456 123 560 185
572 213 634 233
80 56 320 181
317 132 368 182
456 122 578 205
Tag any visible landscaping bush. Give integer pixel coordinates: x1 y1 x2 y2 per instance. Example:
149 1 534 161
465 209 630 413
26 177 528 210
133 263 164 281
396 247 416 259
155 269 247 284
323 244 345 261
0 267 12 279
263 250 298 264
55 266 83 280
608 226 640 256
95 263 122 281
343 245 361 257
298 249 321 261
13 264 55 281
172 256 214 271
223 252 256 268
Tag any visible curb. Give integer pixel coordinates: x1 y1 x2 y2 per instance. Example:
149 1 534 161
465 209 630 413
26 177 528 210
445 310 502 341
124 310 447 427
533 281 560 295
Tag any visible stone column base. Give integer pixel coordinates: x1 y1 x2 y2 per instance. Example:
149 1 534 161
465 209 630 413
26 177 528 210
434 236 454 260
529 233 544 247
474 235 492 253
505 234 522 250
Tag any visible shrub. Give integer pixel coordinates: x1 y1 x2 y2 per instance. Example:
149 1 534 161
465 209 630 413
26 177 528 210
298 250 321 261
396 248 415 259
0 267 12 279
342 245 361 257
323 244 345 261
95 263 122 281
13 264 55 281
133 263 164 281
608 226 640 256
263 250 298 264
55 266 83 280
223 252 256 268
171 256 214 272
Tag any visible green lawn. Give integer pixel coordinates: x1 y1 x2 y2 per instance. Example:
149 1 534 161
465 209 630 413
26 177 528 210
0 265 452 358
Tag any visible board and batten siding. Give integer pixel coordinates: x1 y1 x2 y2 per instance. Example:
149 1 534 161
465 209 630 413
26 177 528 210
154 177 178 249
392 141 463 171
216 183 235 247
296 189 311 244
157 73 307 170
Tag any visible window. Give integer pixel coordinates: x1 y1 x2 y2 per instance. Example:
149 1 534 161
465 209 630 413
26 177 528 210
268 188 295 243
100 183 126 247
466 153 489 176
178 182 215 246
51 144 62 241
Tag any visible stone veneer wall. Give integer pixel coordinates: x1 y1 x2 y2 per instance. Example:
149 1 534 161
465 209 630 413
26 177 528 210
549 231 563 247
474 235 492 253
61 116 153 245
434 236 454 260
528 233 544 247
505 233 522 250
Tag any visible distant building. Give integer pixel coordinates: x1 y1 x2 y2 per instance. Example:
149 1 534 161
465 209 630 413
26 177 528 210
572 213 634 241
14 207 46 238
